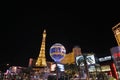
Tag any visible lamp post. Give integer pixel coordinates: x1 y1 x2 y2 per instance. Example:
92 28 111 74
83 54 89 80
77 54 89 80
55 63 59 80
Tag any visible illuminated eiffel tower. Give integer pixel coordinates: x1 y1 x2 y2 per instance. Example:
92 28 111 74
35 29 47 67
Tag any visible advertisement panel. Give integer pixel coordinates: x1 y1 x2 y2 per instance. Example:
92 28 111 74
110 46 120 62
76 55 84 66
76 54 96 66
86 55 96 65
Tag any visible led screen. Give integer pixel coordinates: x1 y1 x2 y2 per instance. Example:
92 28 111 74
76 54 95 66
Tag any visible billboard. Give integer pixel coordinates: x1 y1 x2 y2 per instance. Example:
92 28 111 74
57 64 64 72
76 55 84 66
86 55 96 65
110 46 120 61
76 54 96 66
110 46 120 70
50 63 64 72
50 64 56 71
98 56 112 62
111 46 120 55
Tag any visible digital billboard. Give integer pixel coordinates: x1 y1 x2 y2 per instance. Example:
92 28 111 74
76 54 95 66
76 55 84 66
86 55 96 65
57 64 64 72
110 46 120 65
50 63 64 72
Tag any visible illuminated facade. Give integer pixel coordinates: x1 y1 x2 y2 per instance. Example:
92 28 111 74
60 46 81 64
110 46 120 79
60 52 75 64
111 46 120 71
35 29 47 67
98 56 118 79
112 22 120 46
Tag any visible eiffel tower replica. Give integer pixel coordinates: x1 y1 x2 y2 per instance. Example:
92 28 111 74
35 29 47 69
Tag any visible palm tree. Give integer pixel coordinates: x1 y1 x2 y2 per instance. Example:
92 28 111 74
64 63 78 79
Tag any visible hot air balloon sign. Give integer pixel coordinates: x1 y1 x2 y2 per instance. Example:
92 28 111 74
49 43 66 63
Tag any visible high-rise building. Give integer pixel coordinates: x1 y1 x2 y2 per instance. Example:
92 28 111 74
112 22 120 46
35 29 47 67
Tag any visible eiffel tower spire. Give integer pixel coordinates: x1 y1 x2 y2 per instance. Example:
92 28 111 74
35 29 47 67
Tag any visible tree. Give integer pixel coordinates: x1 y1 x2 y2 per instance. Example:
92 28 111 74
64 63 78 78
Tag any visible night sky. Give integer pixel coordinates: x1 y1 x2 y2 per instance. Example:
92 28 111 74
5 2 120 67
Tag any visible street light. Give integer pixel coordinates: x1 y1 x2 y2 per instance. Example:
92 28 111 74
76 54 90 80
83 54 89 80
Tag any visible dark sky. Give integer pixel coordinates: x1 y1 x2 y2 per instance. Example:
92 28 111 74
4 2 120 67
